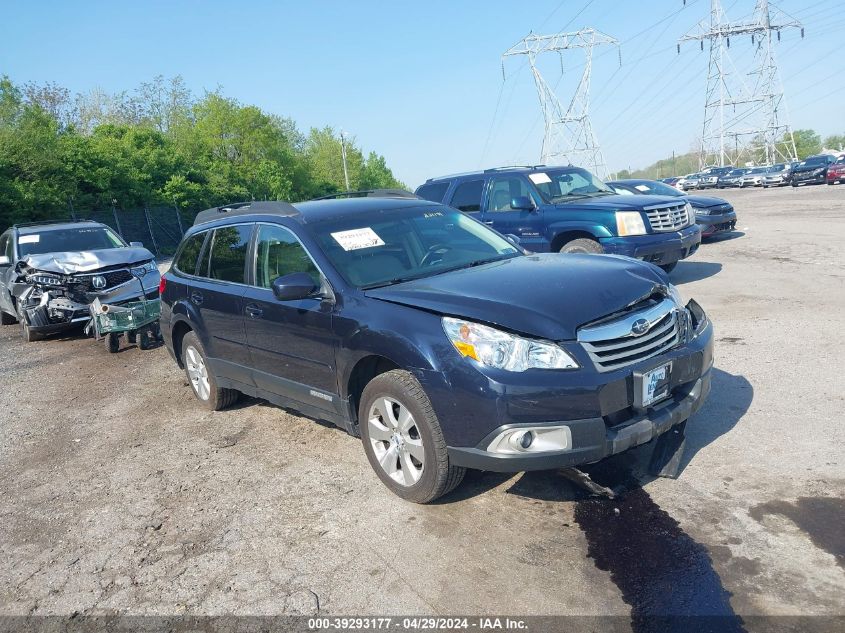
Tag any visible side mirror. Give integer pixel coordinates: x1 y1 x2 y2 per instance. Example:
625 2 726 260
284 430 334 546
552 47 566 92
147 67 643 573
504 234 521 246
0 255 9 266
129 241 144 248
272 272 318 301
510 196 535 211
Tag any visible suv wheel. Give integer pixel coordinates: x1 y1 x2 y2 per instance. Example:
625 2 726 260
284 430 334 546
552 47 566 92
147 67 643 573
560 238 603 255
659 261 678 273
0 309 16 325
359 370 465 503
18 309 38 342
181 331 239 410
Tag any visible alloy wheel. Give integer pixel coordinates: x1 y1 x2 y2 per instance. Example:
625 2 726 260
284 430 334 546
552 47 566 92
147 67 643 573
368 396 425 487
185 345 210 400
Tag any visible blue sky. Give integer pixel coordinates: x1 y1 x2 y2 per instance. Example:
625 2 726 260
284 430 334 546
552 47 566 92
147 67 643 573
2 0 842 187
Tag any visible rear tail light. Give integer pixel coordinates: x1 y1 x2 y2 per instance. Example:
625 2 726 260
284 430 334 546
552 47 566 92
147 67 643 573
158 276 167 295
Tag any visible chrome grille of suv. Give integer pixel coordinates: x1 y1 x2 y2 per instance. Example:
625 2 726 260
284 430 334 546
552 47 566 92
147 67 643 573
644 203 689 232
577 298 681 372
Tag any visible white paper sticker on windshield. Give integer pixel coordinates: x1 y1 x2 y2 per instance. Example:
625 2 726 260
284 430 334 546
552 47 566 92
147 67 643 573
18 234 40 244
528 172 552 185
331 228 385 251
635 184 650 192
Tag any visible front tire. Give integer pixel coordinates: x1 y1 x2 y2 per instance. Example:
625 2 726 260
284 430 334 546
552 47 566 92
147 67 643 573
181 331 239 410
0 309 16 325
659 261 678 274
359 370 465 503
559 238 603 255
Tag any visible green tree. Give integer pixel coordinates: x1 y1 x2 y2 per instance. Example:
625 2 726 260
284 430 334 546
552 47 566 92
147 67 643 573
823 133 845 152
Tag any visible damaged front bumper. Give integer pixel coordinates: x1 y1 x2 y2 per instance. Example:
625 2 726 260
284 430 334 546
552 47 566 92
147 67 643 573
13 264 160 335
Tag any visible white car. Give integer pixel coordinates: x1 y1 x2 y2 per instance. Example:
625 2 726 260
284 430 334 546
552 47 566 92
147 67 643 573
739 167 769 187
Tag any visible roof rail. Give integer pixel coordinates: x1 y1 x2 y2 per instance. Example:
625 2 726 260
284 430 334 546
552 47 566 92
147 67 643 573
312 189 420 201
13 219 98 229
192 201 299 226
482 165 539 172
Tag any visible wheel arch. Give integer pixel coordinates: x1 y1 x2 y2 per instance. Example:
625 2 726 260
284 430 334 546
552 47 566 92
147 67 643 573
170 317 194 368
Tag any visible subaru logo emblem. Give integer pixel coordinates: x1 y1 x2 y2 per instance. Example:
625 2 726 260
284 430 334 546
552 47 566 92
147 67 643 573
92 275 107 289
631 318 650 336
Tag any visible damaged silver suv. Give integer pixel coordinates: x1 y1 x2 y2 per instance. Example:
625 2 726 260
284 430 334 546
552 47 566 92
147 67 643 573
0 220 160 342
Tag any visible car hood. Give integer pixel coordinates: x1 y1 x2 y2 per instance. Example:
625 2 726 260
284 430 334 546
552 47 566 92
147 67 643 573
365 253 668 341
552 193 684 212
20 247 155 274
685 195 731 209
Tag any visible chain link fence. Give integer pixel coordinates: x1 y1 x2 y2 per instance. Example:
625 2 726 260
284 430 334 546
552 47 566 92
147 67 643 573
56 205 198 258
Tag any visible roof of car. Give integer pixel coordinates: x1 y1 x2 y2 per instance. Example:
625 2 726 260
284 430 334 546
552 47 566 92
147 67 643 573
424 165 568 183
14 220 107 235
191 197 434 230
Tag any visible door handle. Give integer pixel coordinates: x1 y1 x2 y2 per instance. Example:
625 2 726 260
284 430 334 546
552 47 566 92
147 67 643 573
483 221 494 226
190 291 203 306
245 304 263 319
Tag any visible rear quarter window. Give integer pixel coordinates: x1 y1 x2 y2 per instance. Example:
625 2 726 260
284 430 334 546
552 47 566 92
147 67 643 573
173 231 207 275
415 182 450 203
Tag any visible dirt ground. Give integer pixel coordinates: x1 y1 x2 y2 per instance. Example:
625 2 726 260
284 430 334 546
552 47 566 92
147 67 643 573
0 185 843 627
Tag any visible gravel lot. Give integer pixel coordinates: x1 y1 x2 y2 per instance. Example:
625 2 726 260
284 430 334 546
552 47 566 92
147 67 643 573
0 185 843 626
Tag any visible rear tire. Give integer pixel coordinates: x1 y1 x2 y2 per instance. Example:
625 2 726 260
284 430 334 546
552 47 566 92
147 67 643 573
559 238 603 255
659 261 678 274
359 370 465 503
0 309 16 325
181 331 239 411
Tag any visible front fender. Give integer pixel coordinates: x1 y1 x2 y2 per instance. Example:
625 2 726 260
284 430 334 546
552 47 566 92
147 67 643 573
547 220 615 241
334 300 447 401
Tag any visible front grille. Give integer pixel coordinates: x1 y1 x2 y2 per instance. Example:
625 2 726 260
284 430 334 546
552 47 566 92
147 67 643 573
578 299 682 372
73 269 134 293
644 203 689 232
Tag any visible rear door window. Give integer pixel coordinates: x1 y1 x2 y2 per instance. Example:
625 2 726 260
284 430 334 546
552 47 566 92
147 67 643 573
174 232 207 275
206 225 253 284
449 179 484 212
416 182 450 203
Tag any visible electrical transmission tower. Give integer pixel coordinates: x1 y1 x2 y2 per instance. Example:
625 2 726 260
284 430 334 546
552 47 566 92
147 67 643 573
678 0 802 168
503 29 619 178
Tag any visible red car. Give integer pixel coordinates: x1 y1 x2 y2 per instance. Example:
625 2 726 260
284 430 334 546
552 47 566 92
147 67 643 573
827 158 845 185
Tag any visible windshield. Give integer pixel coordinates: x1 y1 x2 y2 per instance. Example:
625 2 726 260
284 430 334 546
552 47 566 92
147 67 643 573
18 226 126 258
801 156 827 166
622 181 683 197
527 168 614 203
727 170 746 176
312 207 520 289
769 164 786 171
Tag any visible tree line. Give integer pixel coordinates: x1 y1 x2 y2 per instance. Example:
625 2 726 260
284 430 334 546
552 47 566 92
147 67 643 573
617 129 845 180
0 75 405 229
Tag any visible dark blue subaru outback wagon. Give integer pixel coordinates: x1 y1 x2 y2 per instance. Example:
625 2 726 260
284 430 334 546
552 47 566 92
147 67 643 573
160 194 713 502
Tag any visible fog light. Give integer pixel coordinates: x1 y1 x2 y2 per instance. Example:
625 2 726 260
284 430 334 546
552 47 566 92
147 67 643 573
486 425 572 455
519 431 534 449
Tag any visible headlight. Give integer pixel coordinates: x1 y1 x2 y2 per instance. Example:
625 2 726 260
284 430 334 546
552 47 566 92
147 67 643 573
814 168 824 175
442 317 579 371
28 273 63 286
615 211 647 236
130 260 157 277
694 207 710 216
684 202 694 224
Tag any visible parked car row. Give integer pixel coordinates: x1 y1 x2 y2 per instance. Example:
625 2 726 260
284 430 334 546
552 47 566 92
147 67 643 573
669 154 845 191
3 162 717 503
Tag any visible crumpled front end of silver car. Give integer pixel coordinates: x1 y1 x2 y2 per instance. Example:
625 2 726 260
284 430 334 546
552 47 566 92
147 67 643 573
11 248 161 333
